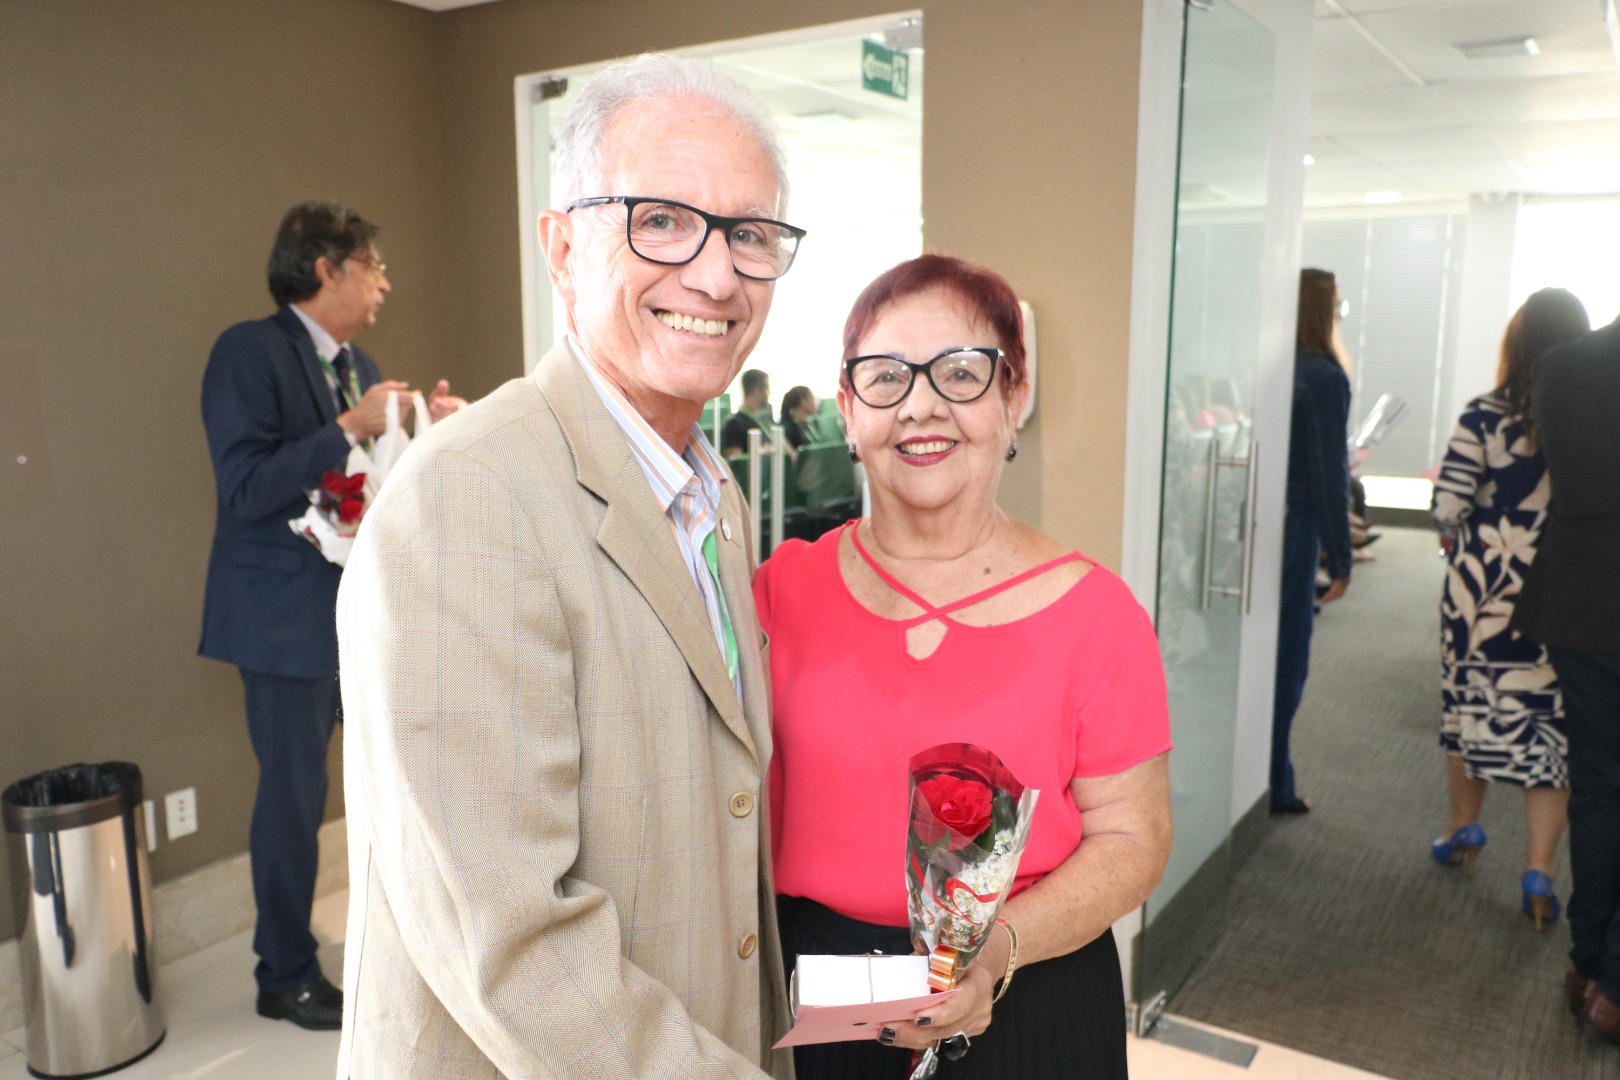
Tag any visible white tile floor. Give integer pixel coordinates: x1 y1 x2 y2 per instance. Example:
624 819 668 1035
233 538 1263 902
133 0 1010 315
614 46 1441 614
0 890 1388 1079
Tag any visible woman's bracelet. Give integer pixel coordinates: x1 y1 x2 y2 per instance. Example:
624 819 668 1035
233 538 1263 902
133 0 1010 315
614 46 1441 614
992 916 1020 1004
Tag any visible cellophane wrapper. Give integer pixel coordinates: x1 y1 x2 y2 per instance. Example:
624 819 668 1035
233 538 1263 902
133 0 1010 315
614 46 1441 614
905 742 1039 980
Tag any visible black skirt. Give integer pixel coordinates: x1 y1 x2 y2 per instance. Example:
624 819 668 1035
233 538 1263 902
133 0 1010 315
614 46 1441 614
776 895 1129 1080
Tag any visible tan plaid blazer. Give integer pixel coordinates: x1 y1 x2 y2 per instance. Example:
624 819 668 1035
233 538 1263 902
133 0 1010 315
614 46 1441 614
336 344 794 1079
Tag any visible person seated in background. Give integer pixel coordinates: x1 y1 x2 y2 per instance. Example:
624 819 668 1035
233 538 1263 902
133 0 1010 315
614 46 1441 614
1429 287 1590 932
779 384 818 453
756 254 1172 1078
722 367 772 457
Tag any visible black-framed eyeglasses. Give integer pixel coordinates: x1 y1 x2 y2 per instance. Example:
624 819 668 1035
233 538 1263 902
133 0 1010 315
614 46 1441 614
844 347 1002 409
568 196 806 281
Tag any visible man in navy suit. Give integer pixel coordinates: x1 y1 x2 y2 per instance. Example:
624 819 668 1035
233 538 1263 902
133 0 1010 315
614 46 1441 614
199 202 463 1029
1514 312 1620 1046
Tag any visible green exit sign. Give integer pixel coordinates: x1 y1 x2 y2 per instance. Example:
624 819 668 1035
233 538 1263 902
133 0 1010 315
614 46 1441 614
861 39 910 100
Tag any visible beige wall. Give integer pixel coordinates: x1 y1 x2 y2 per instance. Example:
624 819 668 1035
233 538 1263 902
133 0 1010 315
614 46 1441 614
1 0 1147 939
437 0 1145 562
0 0 455 940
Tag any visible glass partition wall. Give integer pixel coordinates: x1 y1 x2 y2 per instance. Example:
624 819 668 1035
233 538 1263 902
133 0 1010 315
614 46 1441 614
1135 0 1276 1029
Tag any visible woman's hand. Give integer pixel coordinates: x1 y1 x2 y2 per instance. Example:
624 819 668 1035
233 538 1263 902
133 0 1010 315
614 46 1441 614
878 924 1011 1052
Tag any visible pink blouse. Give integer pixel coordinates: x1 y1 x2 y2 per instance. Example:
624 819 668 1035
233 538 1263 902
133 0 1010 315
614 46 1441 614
753 525 1172 927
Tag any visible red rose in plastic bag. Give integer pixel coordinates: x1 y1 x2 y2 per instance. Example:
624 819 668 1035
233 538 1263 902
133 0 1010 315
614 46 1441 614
915 774 994 850
337 497 365 525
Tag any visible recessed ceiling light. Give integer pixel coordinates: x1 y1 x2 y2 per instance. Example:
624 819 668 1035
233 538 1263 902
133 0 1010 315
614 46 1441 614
1364 191 1403 205
1303 154 1316 165
1455 36 1540 60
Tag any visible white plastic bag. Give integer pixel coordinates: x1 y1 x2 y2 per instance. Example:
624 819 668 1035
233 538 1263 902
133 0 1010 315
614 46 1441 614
289 390 431 566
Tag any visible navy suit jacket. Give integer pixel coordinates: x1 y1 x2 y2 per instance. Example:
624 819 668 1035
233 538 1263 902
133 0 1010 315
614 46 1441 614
199 306 380 678
1513 316 1620 654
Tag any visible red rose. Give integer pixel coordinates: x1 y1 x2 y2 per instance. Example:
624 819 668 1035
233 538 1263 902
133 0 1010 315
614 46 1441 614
321 470 366 499
321 471 347 497
915 774 994 850
337 497 365 525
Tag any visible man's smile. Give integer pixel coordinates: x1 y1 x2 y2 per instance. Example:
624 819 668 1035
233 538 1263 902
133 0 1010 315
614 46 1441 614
655 309 732 337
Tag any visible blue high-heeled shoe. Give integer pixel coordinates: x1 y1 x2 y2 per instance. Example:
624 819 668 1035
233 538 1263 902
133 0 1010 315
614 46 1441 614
1431 823 1487 873
1523 870 1562 930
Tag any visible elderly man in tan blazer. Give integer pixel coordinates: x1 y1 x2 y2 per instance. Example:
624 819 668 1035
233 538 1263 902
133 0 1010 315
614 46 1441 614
335 54 806 1079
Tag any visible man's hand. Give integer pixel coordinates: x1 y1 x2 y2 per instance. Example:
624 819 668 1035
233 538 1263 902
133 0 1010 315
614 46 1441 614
338 380 411 439
1322 577 1350 603
427 379 468 422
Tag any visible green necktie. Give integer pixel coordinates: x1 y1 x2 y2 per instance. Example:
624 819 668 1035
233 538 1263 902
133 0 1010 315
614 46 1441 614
701 529 739 684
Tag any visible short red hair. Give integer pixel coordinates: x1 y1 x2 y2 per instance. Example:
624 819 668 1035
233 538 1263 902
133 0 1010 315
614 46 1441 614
841 254 1028 390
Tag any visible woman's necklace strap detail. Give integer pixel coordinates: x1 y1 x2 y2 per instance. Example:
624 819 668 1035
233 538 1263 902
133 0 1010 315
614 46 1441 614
846 520 1087 627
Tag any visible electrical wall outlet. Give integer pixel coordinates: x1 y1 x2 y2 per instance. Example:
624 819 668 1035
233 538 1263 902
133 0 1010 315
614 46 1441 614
143 799 157 852
165 787 198 840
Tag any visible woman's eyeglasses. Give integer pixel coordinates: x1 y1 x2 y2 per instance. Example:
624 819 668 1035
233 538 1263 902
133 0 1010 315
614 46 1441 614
843 348 1001 409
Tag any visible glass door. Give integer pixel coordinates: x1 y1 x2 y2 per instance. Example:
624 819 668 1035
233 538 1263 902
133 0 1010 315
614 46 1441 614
1135 0 1276 1027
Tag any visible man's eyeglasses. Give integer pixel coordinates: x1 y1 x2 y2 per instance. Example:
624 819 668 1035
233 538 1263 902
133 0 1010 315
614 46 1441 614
568 196 806 281
844 347 1002 409
348 255 387 277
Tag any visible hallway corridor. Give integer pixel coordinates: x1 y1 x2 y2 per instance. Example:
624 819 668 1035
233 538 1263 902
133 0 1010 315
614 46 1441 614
1173 527 1616 1079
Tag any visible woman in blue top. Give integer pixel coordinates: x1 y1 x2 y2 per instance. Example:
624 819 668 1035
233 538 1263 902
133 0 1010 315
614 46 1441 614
1271 268 1353 814
1430 287 1590 928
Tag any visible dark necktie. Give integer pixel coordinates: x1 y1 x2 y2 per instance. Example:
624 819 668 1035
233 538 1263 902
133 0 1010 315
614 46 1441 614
331 347 355 411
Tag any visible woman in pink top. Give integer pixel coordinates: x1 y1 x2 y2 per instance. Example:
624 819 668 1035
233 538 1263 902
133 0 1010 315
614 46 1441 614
754 255 1173 1079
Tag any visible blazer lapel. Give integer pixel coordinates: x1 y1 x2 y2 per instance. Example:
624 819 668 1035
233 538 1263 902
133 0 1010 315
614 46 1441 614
536 345 757 760
275 307 339 424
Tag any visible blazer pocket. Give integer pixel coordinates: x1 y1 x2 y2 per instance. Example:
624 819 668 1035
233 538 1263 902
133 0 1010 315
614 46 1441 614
231 542 304 574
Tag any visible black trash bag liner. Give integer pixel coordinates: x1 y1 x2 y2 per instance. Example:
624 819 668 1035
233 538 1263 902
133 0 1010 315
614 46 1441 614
3 762 141 808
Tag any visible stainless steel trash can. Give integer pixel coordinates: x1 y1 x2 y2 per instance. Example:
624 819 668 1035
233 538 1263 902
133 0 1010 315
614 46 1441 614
2 763 165 1078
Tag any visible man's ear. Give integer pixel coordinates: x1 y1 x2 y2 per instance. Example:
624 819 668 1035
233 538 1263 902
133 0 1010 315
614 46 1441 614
537 210 577 307
314 255 342 291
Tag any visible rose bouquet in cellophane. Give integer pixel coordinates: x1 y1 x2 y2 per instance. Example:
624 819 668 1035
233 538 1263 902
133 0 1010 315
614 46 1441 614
288 389 432 566
290 465 369 566
905 743 1038 992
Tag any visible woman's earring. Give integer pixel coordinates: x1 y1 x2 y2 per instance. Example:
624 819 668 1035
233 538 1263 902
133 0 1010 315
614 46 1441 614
1005 441 1018 463
847 443 861 463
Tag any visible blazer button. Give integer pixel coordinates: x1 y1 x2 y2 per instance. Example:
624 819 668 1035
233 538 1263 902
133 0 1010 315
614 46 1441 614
721 519 732 541
738 932 758 960
729 792 754 818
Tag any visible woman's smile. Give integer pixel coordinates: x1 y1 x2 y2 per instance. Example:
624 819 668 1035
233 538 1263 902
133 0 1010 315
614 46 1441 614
896 436 959 463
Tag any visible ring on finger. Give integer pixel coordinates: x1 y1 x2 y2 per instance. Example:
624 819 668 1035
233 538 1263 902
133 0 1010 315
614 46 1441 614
941 1032 971 1061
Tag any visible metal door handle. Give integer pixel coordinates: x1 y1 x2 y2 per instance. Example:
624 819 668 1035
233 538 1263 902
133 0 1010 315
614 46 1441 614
1240 440 1258 614
1199 436 1219 611
1201 433 1255 611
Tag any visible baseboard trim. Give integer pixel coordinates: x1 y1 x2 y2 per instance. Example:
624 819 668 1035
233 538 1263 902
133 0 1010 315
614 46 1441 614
0 817 347 1035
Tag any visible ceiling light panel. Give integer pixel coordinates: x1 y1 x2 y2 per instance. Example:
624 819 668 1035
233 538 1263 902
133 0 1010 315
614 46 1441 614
1357 0 1616 84
1455 36 1539 59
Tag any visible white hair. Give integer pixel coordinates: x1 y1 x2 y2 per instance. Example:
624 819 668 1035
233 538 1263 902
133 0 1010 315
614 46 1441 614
551 53 789 216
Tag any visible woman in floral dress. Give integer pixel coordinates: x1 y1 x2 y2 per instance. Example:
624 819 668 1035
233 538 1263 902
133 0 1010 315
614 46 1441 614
1431 287 1590 928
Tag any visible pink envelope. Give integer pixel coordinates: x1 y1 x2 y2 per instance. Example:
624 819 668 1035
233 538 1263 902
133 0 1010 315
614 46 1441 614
773 955 956 1048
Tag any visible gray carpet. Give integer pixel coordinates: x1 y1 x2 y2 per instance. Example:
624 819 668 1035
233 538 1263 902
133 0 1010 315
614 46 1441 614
1170 526 1620 1080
